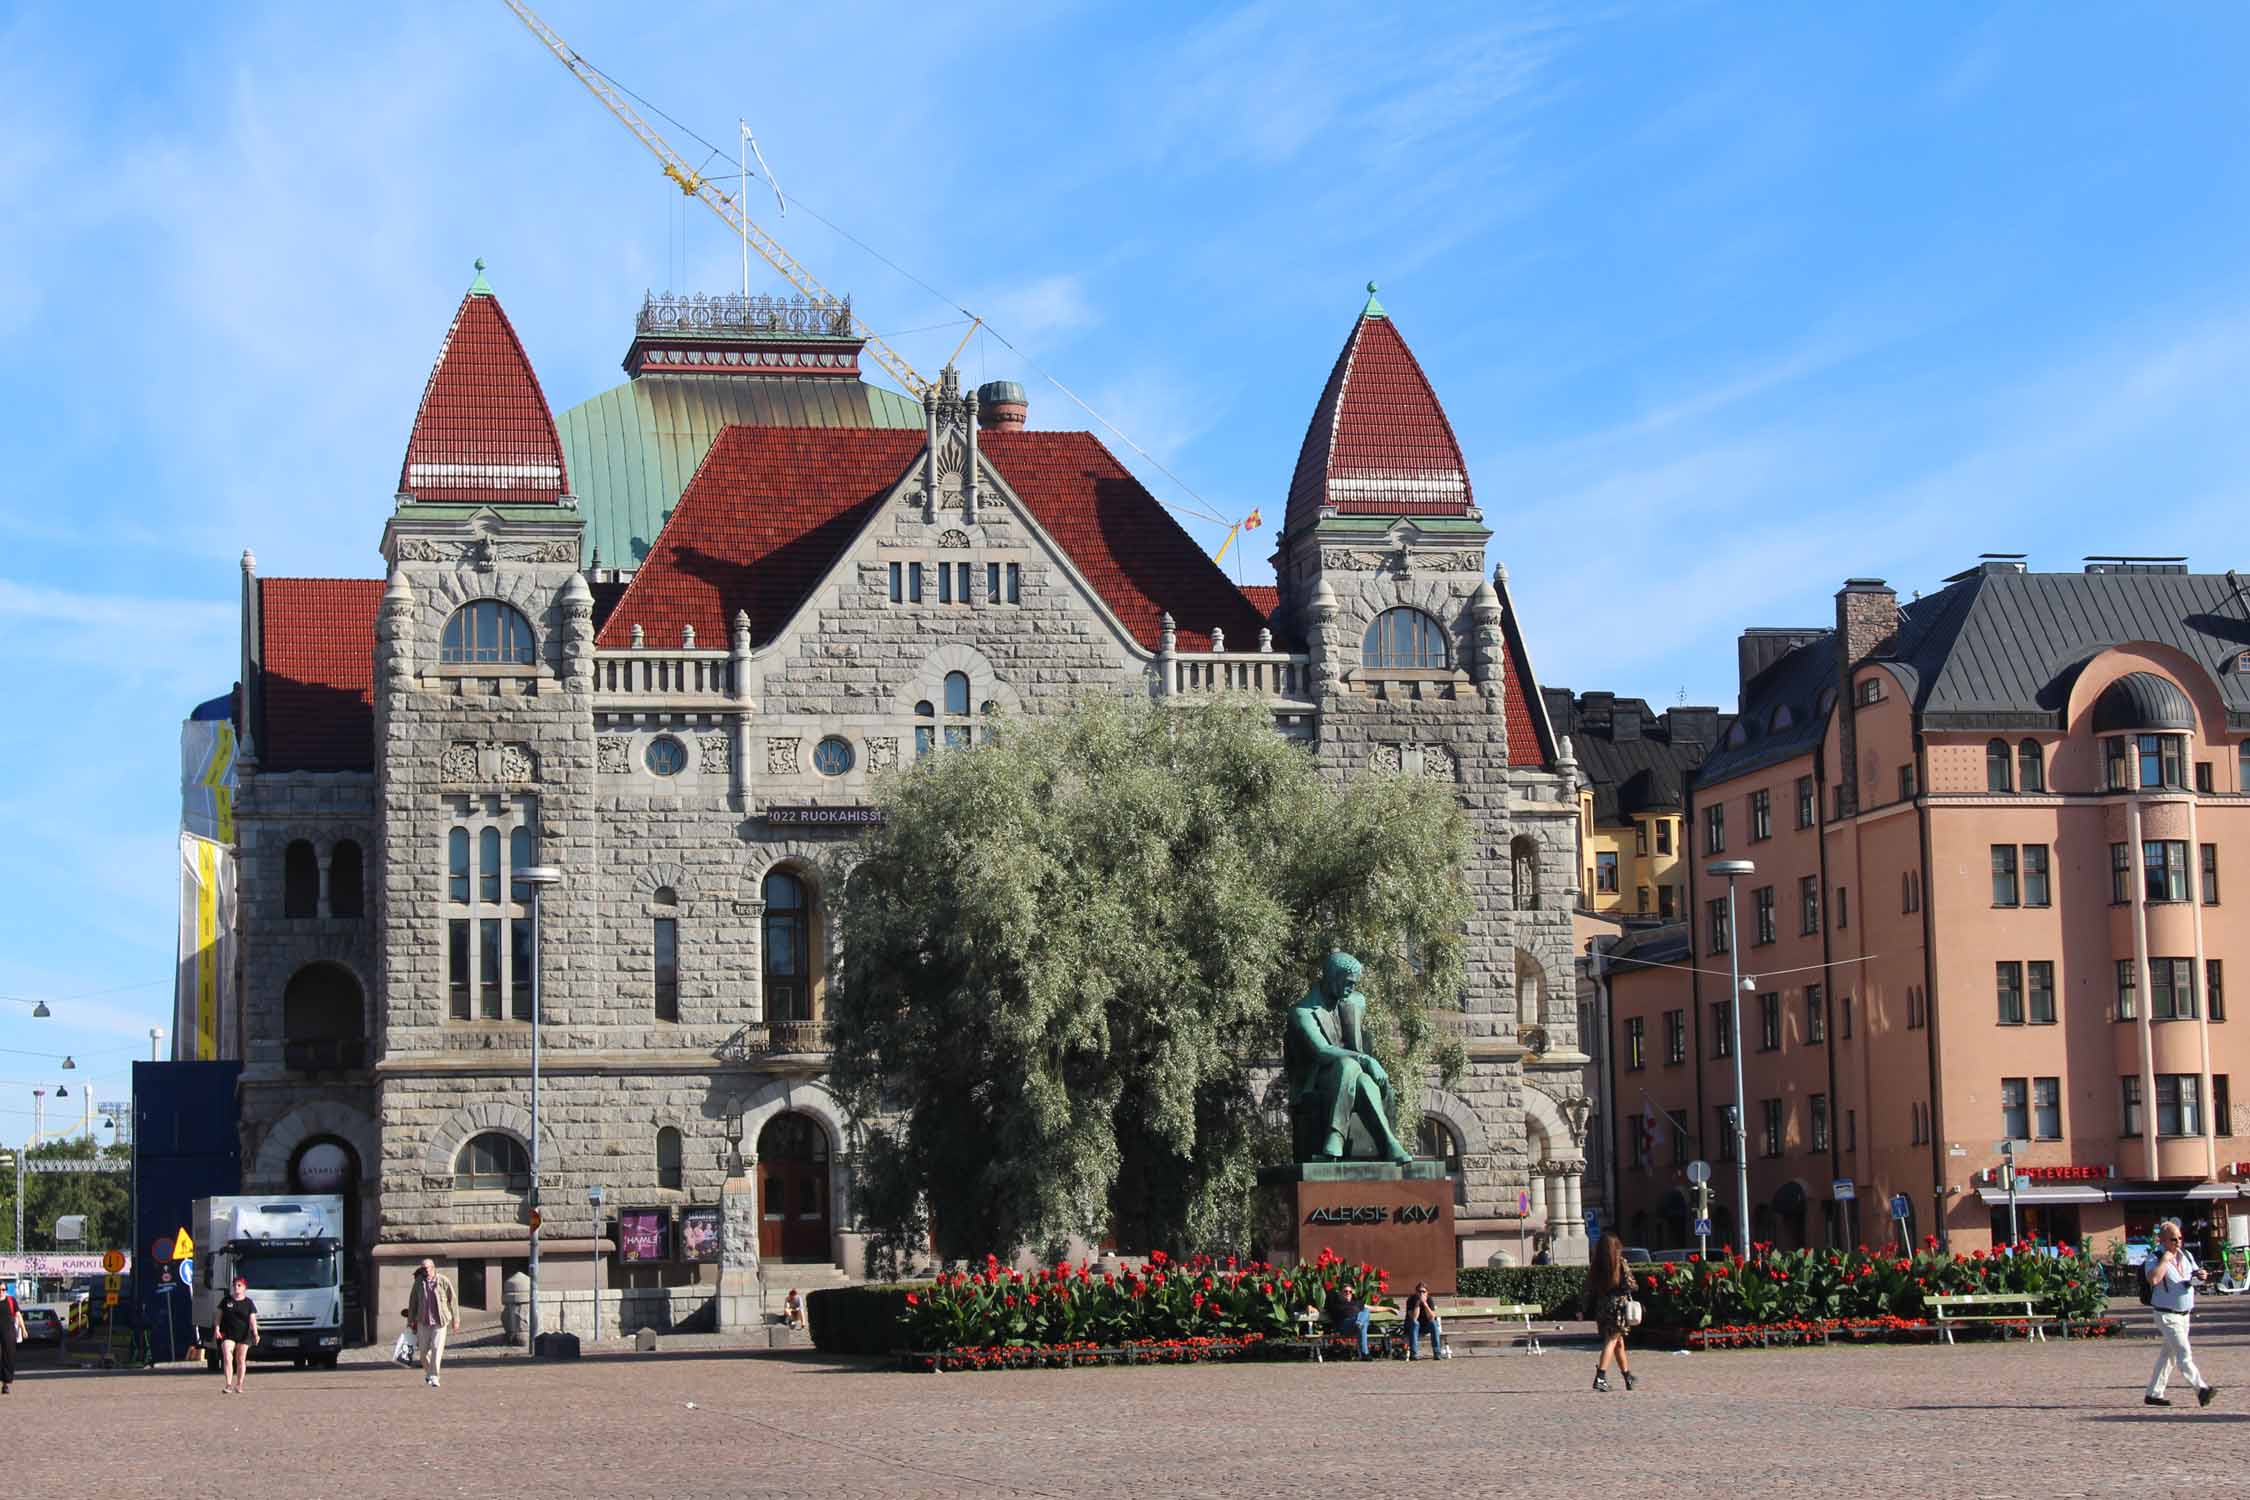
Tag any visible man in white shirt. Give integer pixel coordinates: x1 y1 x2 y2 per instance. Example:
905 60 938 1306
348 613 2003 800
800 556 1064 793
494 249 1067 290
2144 1219 2217 1408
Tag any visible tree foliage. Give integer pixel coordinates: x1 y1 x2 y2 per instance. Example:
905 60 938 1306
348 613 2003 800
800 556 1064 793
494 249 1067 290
830 693 1471 1271
3 1138 131 1252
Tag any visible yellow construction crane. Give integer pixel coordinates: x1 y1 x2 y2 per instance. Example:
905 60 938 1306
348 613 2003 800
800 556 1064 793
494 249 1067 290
502 0 933 398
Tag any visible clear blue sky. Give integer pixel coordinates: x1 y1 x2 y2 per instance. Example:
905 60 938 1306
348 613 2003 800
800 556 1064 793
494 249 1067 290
1 2 2245 1138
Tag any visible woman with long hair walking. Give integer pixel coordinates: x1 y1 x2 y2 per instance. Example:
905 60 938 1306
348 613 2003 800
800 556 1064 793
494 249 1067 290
1585 1232 1638 1392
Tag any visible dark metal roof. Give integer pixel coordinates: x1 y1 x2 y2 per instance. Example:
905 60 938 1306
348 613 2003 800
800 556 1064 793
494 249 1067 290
2093 671 2197 733
1601 920 1691 973
1545 689 1720 823
1695 568 2250 791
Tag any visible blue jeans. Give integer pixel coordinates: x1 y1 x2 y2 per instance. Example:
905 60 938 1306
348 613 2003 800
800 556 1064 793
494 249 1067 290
1407 1316 1444 1358
1333 1307 1370 1358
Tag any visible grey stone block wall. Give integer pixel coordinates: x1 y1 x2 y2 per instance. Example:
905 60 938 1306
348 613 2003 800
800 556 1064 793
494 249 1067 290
237 453 1588 1277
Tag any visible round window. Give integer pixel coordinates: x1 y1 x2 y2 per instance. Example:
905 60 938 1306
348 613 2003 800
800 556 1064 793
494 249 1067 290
645 735 688 776
812 736 854 776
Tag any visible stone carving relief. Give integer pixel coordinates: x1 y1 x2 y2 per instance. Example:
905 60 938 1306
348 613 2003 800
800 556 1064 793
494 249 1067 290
1423 551 1484 572
1367 743 1458 781
596 736 632 775
440 742 479 783
1367 744 1404 775
937 529 971 548
1517 1024 1549 1056
1420 745 1459 783
933 431 968 483
766 738 801 776
865 736 899 772
1321 548 1398 573
497 743 537 784
699 734 731 776
394 537 579 565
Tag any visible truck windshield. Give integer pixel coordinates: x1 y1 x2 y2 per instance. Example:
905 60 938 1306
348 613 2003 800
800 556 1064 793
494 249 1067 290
237 1249 338 1290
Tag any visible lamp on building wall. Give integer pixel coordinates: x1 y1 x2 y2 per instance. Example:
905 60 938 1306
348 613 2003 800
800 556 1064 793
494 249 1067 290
1708 858 1757 1256
519 863 564 1352
724 1111 746 1176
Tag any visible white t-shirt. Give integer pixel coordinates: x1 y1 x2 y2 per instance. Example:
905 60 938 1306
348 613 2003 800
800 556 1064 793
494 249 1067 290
2147 1249 2198 1313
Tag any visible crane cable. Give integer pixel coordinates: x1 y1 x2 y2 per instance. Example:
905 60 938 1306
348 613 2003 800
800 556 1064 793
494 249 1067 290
556 43 1241 535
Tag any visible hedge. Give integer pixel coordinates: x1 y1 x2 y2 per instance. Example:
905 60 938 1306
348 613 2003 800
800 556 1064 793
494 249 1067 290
806 1282 931 1356
1455 1265 1589 1318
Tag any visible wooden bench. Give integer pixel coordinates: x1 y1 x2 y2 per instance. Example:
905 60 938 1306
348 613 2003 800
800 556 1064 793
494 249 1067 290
1927 1292 2051 1344
1439 1300 1549 1354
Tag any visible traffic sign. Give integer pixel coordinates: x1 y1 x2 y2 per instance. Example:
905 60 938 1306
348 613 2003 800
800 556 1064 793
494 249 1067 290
1685 1159 1711 1185
103 1274 120 1295
103 1291 119 1308
1832 1178 1856 1201
1694 1217 1713 1238
1890 1193 1912 1220
101 1248 125 1274
177 1256 195 1289
1516 1190 1530 1215
170 1227 194 1260
1583 1209 1601 1238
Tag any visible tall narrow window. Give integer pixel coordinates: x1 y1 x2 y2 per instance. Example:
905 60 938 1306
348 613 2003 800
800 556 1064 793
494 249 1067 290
1749 789 1771 841
2215 1075 2233 1137
956 562 972 603
2111 842 2132 904
1796 775 1815 828
1806 983 1825 1043
2145 840 2189 903
1999 1077 2028 1140
2022 845 2049 906
1840 992 1854 1038
1624 1017 1645 1070
2155 1074 2200 1136
944 671 971 716
449 828 471 904
653 915 679 1022
986 562 1000 602
1761 1098 1784 1157
2211 959 2226 1022
1005 562 1021 602
509 916 533 1022
2152 957 2197 1020
1758 991 1780 1050
1986 739 2012 792
1704 804 1725 854
2121 1076 2142 1136
1996 961 2024 1024
480 827 501 905
1596 851 1620 893
1711 1000 1733 1058
762 870 812 1023
479 916 502 1020
2105 737 2130 790
2033 1077 2061 1139
1800 875 1820 934
1810 1094 1829 1152
2017 740 2044 793
889 562 903 603
448 919 471 1021
1707 898 1730 955
656 1127 684 1191
284 840 319 919
330 841 363 918
2202 843 2219 905
510 827 531 901
1753 886 1776 944
1991 845 2018 907
2028 961 2055 1024
1656 821 1672 855
2116 960 2138 1021
908 563 924 603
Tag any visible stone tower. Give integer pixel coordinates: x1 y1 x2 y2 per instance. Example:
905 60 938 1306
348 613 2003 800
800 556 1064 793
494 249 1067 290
1275 284 1590 1262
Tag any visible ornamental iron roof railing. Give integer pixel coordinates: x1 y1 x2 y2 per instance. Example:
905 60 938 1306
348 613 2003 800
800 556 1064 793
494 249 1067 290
637 291 856 340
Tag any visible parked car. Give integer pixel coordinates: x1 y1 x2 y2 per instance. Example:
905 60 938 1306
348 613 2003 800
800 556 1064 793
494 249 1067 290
18 1306 64 1345
1653 1248 1700 1263
1624 1245 1655 1264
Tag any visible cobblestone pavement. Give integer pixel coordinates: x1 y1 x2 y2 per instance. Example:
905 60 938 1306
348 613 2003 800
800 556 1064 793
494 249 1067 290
13 1302 2246 1499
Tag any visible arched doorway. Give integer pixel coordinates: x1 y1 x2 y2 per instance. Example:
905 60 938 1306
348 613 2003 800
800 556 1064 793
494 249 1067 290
289 1136 365 1332
757 1112 831 1261
283 963 366 1071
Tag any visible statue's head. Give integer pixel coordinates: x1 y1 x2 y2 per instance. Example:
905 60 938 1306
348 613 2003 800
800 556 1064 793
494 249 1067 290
1321 950 1363 1000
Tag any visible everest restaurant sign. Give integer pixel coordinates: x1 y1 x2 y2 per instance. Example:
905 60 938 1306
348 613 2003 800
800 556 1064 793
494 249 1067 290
1978 1163 2114 1185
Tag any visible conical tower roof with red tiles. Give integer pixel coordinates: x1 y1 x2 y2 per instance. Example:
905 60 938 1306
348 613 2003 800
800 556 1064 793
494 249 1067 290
398 261 569 504
1280 282 1474 538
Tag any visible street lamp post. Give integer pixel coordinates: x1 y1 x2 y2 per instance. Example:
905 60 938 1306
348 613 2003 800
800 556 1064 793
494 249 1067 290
519 864 563 1352
1709 859 1757 1255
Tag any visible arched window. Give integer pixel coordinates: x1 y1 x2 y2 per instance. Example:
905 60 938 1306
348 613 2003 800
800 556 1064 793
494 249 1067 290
440 600 535 665
329 841 363 918
282 962 365 1071
2017 739 2044 794
763 870 812 1022
479 828 501 903
448 828 470 903
1985 739 2011 793
1416 1117 1467 1207
1361 607 1449 669
653 903 680 1023
917 675 980 757
1510 835 1540 911
283 840 319 919
453 1132 528 1190
656 1126 684 1191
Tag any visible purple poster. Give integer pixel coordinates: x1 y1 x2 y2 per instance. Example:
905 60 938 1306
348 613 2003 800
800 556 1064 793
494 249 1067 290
618 1209 671 1264
679 1207 720 1263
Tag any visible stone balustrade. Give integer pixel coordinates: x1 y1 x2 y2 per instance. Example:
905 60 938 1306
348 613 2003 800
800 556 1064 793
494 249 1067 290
591 649 741 707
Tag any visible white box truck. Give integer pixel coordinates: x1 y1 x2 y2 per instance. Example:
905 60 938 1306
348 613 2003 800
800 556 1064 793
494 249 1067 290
190 1195 347 1368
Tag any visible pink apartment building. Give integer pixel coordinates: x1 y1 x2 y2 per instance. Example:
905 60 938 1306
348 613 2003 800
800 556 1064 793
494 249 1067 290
1605 558 2250 1256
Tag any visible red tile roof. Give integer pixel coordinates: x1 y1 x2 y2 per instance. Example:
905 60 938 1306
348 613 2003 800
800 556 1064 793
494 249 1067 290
399 289 569 504
259 578 382 772
1282 310 1473 537
598 427 1272 654
1240 584 1280 621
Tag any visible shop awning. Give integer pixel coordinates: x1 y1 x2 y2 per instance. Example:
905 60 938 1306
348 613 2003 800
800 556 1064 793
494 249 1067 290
2108 1183 2243 1200
1977 1185 2107 1205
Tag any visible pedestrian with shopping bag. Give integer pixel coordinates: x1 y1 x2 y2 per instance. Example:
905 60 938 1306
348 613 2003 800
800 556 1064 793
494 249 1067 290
2144 1218 2219 1408
400 1259 459 1388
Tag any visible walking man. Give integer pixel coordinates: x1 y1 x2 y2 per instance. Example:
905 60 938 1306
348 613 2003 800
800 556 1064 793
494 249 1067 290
401 1259 459 1388
2145 1218 2218 1408
0 1284 24 1394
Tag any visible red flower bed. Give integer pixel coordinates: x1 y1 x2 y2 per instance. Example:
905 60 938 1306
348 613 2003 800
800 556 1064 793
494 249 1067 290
905 1333 1269 1373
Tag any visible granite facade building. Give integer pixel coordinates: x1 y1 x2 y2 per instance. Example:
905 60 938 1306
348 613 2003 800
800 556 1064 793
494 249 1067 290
225 272 1591 1330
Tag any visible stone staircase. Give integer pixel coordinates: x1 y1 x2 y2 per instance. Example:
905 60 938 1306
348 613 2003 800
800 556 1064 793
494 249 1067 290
759 1263 858 1341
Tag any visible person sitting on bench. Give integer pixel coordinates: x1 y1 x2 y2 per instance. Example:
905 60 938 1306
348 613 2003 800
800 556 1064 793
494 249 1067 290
1402 1281 1448 1360
1324 1283 1371 1359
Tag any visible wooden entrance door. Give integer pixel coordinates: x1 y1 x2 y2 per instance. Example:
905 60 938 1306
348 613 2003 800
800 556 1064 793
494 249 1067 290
756 1113 831 1261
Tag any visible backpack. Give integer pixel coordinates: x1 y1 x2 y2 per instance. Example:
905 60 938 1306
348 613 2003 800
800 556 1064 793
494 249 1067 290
2137 1258 2157 1306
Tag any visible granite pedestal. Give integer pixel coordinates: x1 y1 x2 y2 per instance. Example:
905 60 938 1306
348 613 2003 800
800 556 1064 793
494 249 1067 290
1255 1160 1456 1294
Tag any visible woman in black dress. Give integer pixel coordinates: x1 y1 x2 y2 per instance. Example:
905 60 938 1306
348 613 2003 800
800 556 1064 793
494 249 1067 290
1585 1232 1637 1392
216 1276 259 1394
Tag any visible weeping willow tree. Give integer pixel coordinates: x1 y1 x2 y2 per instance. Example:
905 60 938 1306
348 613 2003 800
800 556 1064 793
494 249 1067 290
828 693 1470 1271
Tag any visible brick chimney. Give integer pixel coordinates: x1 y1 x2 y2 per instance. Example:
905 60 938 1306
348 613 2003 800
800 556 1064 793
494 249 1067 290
1833 578 1899 816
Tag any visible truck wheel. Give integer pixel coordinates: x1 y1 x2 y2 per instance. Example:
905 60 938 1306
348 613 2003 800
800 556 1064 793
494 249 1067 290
315 1353 340 1369
292 1356 307 1369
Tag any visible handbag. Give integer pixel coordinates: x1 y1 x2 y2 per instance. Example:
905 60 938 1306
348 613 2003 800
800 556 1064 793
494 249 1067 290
1608 1293 1643 1329
392 1329 418 1364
